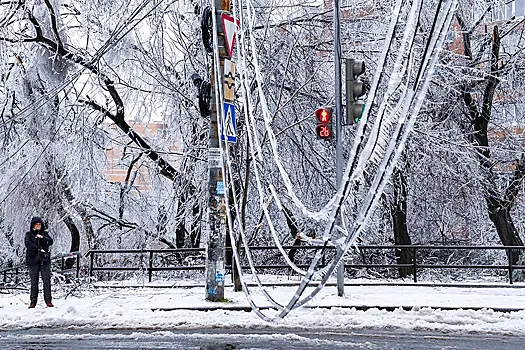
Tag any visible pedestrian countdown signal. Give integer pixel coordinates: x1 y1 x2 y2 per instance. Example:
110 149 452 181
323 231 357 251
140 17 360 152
314 107 333 140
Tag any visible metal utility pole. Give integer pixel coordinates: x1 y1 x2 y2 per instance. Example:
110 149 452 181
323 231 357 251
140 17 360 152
204 0 238 302
205 67 226 301
204 0 227 302
333 0 344 297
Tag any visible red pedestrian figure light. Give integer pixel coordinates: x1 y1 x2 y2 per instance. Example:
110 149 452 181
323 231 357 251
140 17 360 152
314 107 333 140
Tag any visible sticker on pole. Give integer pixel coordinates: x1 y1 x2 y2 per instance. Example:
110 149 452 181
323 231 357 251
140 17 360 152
221 102 237 143
216 181 224 195
208 148 222 168
221 14 240 58
215 272 225 283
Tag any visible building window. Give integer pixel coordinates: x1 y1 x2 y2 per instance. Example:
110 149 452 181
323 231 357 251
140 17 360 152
517 0 525 17
491 0 525 21
494 0 525 20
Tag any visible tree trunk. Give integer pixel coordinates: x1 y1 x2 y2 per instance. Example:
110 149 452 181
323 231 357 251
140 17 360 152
283 205 302 263
56 200 82 269
390 169 413 277
489 209 523 246
190 200 202 248
232 238 242 292
62 215 80 253
55 164 96 252
458 24 524 262
489 206 524 265
175 198 186 249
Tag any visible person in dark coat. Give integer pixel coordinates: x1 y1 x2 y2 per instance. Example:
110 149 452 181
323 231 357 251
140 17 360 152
25 216 54 308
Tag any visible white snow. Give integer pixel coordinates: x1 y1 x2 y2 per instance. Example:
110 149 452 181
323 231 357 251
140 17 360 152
2 276 525 334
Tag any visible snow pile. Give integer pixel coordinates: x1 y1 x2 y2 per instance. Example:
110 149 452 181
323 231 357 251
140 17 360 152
1 281 525 334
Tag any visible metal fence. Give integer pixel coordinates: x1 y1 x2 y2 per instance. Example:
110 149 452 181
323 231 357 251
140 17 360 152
85 245 525 284
3 246 525 286
1 252 81 285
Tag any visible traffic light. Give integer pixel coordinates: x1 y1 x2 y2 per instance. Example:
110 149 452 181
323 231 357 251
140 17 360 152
346 58 366 124
314 107 333 140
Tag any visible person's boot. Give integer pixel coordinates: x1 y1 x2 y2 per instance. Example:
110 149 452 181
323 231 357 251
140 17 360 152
28 303 36 309
46 302 54 307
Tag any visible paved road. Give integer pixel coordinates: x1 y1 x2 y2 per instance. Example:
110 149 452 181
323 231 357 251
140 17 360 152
0 327 521 349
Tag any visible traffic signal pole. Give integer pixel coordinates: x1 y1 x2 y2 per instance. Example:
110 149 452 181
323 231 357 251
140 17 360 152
333 0 344 297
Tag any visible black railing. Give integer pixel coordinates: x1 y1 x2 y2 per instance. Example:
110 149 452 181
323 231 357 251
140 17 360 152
4 246 525 285
85 245 525 284
87 248 205 283
1 252 81 285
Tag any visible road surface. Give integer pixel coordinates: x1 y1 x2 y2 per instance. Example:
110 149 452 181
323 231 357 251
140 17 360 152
0 327 521 349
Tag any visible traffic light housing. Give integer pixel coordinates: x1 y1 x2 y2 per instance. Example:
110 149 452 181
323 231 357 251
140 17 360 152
314 107 333 140
346 58 366 124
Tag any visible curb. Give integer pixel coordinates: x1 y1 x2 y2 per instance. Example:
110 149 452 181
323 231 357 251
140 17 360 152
151 305 525 313
97 282 525 289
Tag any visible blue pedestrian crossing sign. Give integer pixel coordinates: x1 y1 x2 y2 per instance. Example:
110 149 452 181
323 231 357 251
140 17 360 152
221 102 237 143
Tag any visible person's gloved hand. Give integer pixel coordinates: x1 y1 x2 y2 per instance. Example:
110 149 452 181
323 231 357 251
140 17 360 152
36 234 43 239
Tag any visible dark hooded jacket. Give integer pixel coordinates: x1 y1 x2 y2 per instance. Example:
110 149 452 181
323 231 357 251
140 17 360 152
25 217 53 266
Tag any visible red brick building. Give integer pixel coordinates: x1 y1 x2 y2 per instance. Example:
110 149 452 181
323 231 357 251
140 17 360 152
103 122 181 191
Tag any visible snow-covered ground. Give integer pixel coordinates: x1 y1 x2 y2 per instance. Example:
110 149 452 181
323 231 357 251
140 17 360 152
2 276 525 335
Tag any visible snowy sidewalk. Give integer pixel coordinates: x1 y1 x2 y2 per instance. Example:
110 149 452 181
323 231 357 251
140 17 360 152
2 278 525 334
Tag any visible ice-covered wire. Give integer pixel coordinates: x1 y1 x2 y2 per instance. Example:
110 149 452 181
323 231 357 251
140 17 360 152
216 0 456 321
210 0 285 321
215 0 330 315
277 15 424 321
213 0 336 319
245 0 454 320
222 0 406 320
287 0 458 315
224 0 407 318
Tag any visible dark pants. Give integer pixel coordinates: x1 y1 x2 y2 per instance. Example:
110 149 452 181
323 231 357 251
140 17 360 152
28 263 52 304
